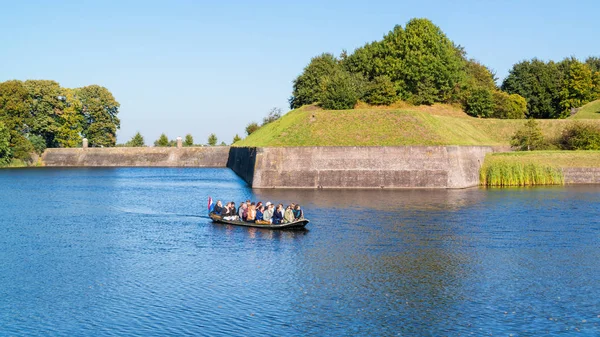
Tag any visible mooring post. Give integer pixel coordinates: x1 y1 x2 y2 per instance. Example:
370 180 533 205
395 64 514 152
82 138 88 149
177 137 182 149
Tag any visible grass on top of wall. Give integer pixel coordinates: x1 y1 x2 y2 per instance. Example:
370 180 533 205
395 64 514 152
234 105 600 147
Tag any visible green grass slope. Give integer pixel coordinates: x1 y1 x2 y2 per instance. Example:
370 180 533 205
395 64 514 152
235 105 599 147
570 99 600 119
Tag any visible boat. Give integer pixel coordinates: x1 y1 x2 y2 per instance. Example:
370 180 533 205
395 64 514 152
209 213 309 230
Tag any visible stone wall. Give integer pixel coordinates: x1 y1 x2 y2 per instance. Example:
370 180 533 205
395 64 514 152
563 168 600 184
228 146 493 189
42 147 230 167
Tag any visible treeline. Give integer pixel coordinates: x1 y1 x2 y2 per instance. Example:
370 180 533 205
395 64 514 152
119 132 237 147
0 80 119 164
290 18 600 119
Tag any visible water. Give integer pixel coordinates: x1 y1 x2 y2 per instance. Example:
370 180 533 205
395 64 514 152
1 168 600 336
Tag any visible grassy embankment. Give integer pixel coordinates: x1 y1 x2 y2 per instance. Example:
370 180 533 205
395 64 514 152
570 99 600 119
236 101 600 187
480 151 600 186
235 103 593 147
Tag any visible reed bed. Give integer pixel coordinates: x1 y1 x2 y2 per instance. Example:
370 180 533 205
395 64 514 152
480 159 564 187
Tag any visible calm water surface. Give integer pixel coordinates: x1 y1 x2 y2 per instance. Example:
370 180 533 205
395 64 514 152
1 168 600 336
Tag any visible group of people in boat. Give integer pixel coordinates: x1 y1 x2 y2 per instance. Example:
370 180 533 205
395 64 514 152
210 200 304 224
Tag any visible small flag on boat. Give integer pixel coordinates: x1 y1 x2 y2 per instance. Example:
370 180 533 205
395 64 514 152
208 197 213 212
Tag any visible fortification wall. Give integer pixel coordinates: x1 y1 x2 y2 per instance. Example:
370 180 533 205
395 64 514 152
42 147 230 167
563 168 600 184
229 146 493 189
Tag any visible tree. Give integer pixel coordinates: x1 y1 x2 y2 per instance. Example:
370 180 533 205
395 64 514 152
262 108 282 125
290 53 341 109
465 88 493 118
232 134 242 143
511 119 546 151
246 122 260 136
28 134 46 155
559 59 594 114
0 122 10 165
126 132 145 147
184 134 194 147
78 85 120 147
23 80 63 147
207 133 217 146
586 56 600 73
399 18 465 104
154 133 169 147
502 59 564 119
55 88 84 148
220 141 227 146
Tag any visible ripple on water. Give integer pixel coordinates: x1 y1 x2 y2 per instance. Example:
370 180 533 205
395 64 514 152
1 169 600 336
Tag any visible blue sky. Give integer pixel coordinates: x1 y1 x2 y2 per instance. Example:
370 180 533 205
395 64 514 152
1 0 598 144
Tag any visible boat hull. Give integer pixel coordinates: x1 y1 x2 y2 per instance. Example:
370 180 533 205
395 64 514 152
209 213 309 230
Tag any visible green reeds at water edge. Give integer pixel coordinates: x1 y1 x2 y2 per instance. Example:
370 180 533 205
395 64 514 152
480 160 564 187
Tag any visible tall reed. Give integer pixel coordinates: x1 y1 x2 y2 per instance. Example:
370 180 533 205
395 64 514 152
480 159 564 187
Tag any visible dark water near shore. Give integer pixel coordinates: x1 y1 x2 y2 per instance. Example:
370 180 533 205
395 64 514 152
1 168 600 336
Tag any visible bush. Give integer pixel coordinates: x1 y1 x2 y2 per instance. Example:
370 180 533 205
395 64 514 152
492 91 527 119
363 75 397 105
246 122 260 136
11 135 34 162
28 134 47 155
232 134 242 143
465 88 493 117
320 71 366 110
560 122 600 150
511 119 548 151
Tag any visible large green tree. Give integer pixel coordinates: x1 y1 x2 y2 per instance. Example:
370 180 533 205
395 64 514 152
399 18 465 104
23 80 62 147
0 122 10 165
55 88 84 148
78 85 120 147
502 59 564 118
289 53 341 109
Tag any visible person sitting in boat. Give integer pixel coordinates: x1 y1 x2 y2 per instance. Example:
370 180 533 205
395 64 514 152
256 205 264 221
263 202 274 223
213 200 223 215
247 202 256 221
238 203 248 221
293 204 304 220
284 205 295 223
273 204 284 224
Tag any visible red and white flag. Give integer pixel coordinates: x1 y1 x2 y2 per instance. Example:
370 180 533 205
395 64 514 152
207 197 213 211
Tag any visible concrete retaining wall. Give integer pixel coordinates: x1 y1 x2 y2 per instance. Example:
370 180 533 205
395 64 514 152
228 146 493 189
564 168 600 184
42 147 230 167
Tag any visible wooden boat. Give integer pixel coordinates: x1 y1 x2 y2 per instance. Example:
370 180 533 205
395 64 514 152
209 213 309 230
